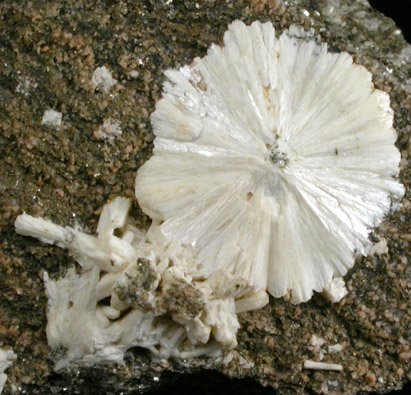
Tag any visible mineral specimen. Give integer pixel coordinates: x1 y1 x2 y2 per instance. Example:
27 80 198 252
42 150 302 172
13 19 404 372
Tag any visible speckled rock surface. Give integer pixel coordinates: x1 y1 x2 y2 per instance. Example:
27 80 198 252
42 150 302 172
0 0 409 394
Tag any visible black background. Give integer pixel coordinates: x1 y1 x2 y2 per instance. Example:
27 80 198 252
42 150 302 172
369 0 410 42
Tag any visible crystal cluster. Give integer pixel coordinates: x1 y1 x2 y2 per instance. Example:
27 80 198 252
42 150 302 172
15 198 267 369
136 20 404 303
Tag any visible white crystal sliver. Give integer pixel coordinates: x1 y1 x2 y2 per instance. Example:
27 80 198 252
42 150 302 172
0 348 16 395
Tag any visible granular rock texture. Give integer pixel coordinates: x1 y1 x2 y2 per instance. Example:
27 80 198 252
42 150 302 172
0 0 409 394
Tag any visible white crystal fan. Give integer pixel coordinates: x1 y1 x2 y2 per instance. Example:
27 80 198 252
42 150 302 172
135 20 404 303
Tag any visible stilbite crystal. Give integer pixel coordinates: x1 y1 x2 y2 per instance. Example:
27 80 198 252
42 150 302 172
136 20 404 304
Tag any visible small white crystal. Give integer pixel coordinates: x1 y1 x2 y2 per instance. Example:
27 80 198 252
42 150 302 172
303 360 343 371
202 298 239 348
322 277 348 303
310 334 326 348
235 290 269 314
129 70 140 78
15 214 68 245
328 344 344 353
0 347 16 395
92 66 117 93
41 109 62 127
366 237 388 256
309 334 326 360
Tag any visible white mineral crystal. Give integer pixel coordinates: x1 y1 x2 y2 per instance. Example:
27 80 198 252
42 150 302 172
303 360 343 372
135 20 404 304
92 66 117 93
365 236 389 256
328 344 344 353
322 277 348 303
0 347 16 394
15 198 248 370
41 109 62 127
309 334 326 349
